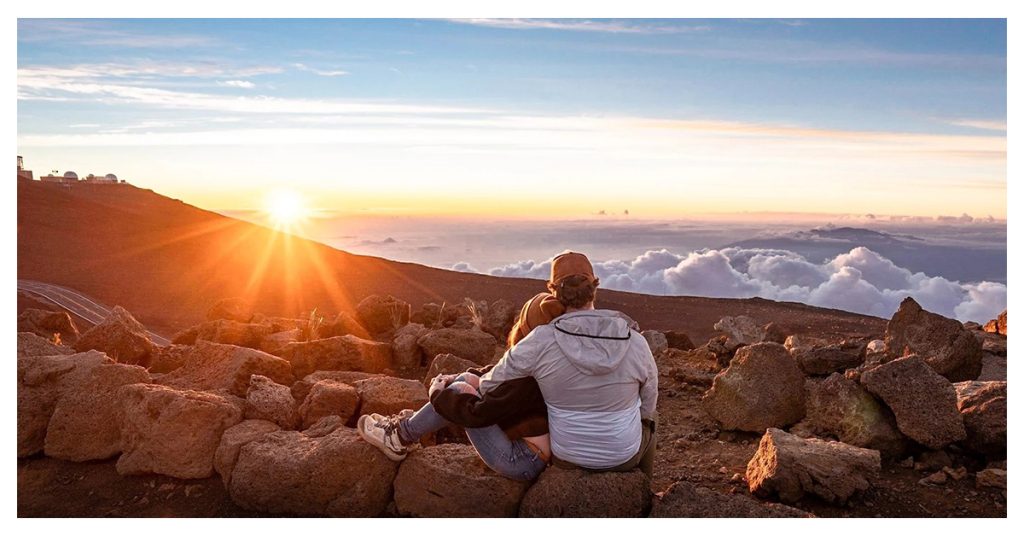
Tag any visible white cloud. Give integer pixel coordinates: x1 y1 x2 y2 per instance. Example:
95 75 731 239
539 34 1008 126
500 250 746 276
451 262 478 273
449 19 711 35
218 80 255 89
484 246 1006 323
293 63 350 77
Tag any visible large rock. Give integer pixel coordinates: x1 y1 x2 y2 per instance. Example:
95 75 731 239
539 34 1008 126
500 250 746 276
354 376 428 417
213 419 281 486
805 373 906 457
258 328 300 356
317 312 370 339
418 328 498 365
117 384 243 479
290 370 379 403
519 466 652 517
393 444 530 517
147 344 194 374
977 354 1007 382
790 343 863 376
18 331 74 358
746 428 881 505
43 360 151 461
244 375 299 429
18 308 80 344
641 330 668 355
713 316 765 347
982 310 1007 335
478 299 517 344
392 323 429 369
884 297 983 381
355 294 410 335
650 481 813 518
17 351 110 457
228 425 399 516
279 335 392 379
155 341 294 397
172 320 272 350
954 381 1006 457
298 380 360 429
423 353 478 386
73 305 155 366
860 356 966 449
207 297 255 323
664 330 695 351
702 342 806 432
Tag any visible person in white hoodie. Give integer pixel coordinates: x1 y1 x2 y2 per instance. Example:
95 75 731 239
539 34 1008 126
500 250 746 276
479 251 658 476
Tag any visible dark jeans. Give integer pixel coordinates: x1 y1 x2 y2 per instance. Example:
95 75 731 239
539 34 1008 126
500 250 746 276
398 397 547 481
551 418 656 479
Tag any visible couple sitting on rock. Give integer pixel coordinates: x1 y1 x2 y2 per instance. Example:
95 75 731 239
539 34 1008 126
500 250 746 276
358 251 658 481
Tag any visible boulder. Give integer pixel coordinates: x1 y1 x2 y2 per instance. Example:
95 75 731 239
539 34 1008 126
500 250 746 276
392 323 429 369
213 419 281 486
953 381 1006 457
155 341 294 397
244 375 299 429
259 328 300 356
317 312 370 339
117 384 243 479
714 315 764 348
650 481 813 518
43 360 151 461
290 370 379 403
393 444 530 517
860 356 966 450
805 373 905 457
478 299 517 344
664 330 695 351
355 294 410 335
18 308 80 344
762 322 788 345
702 343 806 432
298 380 360 429
883 297 982 381
354 376 428 417
982 310 1007 335
423 353 479 386
228 425 399 516
199 320 272 350
975 468 1007 489
790 344 864 376
641 330 668 355
207 297 255 323
17 351 110 457
73 305 155 367
519 466 652 517
278 335 392 379
17 331 74 358
977 354 1007 382
147 344 195 374
746 428 881 505
418 328 498 365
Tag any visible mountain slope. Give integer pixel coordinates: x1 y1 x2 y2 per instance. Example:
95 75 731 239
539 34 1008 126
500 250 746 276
17 178 886 341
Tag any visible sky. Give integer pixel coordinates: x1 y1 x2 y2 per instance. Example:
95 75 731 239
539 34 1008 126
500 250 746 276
17 18 1006 219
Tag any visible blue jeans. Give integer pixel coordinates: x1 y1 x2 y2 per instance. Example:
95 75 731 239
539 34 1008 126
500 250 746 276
398 396 547 481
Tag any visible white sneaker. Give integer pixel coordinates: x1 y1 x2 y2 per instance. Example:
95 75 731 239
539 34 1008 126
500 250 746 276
357 413 409 461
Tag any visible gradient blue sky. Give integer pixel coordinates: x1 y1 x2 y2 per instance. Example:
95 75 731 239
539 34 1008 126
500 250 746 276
17 18 1006 217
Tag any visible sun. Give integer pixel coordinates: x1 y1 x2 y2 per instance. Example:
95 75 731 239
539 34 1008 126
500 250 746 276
264 188 308 229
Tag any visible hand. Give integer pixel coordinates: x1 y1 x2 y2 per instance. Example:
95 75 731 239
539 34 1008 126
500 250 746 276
428 375 447 397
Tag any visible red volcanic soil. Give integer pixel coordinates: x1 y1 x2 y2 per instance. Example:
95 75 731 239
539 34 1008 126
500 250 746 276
17 177 885 341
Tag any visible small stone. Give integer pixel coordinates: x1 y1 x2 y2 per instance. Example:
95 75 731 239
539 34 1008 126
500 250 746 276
919 471 948 486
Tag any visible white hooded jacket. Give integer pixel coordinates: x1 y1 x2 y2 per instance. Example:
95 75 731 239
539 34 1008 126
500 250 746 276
479 309 658 469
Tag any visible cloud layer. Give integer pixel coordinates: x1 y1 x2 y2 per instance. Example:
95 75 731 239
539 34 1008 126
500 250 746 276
473 246 1006 323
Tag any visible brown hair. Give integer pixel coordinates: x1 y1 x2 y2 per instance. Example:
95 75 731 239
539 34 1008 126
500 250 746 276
548 274 599 310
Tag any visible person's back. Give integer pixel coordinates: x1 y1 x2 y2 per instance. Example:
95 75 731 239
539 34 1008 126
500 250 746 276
479 251 658 472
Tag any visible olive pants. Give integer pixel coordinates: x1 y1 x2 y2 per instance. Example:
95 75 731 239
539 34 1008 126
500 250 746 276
551 418 656 479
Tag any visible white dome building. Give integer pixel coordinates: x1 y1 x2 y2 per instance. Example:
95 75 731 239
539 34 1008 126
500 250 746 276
104 173 118 181
63 171 78 180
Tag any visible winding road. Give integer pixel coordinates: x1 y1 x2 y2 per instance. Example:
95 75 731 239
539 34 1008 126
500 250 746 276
17 279 171 345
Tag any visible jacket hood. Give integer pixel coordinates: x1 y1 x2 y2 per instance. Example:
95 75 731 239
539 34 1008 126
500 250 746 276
551 310 638 375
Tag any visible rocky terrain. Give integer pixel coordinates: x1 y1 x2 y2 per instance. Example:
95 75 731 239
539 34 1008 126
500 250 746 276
17 292 1008 517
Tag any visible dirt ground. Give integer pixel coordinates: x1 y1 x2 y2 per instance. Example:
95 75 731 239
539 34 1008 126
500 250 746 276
18 349 1007 518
